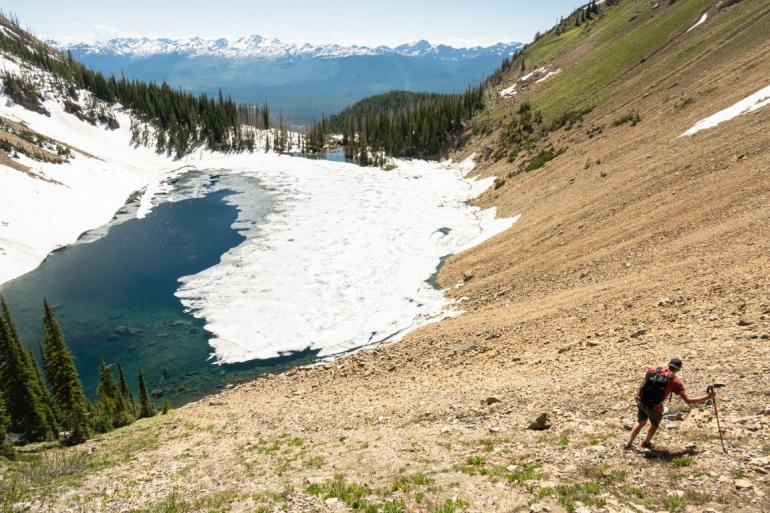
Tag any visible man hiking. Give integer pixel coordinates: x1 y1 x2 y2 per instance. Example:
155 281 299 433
625 357 714 450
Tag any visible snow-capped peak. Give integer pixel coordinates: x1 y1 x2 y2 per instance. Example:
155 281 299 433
53 36 522 61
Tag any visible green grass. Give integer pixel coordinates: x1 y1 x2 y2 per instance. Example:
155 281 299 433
671 456 693 468
522 147 565 172
390 471 432 492
627 486 645 499
126 490 241 513
527 0 713 119
665 495 686 512
612 111 641 127
507 463 542 483
539 482 606 513
431 499 468 513
478 439 495 452
306 475 376 512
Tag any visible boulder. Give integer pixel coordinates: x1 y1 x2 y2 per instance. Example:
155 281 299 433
734 478 753 490
528 412 552 431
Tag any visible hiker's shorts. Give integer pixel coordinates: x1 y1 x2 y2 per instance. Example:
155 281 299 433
636 401 663 428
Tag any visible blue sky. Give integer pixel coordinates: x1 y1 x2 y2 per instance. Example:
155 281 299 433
5 1 584 46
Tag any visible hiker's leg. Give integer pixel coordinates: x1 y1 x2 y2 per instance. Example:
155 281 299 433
643 423 658 444
642 409 662 446
627 419 647 446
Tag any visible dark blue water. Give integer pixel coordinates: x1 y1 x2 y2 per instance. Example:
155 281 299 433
290 146 348 162
0 179 317 406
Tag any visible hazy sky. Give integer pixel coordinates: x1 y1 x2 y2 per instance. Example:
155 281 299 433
4 1 584 47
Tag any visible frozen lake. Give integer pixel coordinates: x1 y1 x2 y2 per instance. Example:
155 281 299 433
1 155 516 405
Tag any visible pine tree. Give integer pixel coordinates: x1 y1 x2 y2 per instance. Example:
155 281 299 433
137 370 155 419
26 346 60 433
116 361 135 416
0 297 57 442
96 361 132 429
40 301 90 443
0 394 9 449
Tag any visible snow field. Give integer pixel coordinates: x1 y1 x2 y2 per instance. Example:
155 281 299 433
680 84 770 137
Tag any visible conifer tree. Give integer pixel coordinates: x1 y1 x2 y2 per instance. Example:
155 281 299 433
96 361 132 429
116 361 136 415
0 297 57 442
137 370 155 419
40 301 89 443
26 346 60 432
0 394 8 448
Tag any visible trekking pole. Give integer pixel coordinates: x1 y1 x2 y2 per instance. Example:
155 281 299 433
708 384 727 454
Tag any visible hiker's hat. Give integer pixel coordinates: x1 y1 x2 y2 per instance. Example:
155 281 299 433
668 357 683 370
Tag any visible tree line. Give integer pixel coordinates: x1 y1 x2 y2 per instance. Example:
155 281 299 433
306 88 485 164
0 15 271 157
0 297 160 449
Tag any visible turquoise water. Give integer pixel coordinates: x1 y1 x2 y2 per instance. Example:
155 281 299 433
0 173 317 406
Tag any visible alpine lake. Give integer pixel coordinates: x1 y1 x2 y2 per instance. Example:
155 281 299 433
0 161 355 406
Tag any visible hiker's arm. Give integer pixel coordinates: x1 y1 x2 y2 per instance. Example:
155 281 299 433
680 390 715 405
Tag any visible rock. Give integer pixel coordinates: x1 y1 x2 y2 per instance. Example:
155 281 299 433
630 329 648 338
482 396 502 406
208 401 226 406
482 146 493 160
734 478 753 490
462 270 474 282
528 412 552 431
454 343 478 353
737 318 753 326
489 426 501 433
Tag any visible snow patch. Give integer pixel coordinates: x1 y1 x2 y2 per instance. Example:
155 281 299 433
536 69 561 83
679 84 770 137
687 13 708 33
520 67 547 82
499 84 518 98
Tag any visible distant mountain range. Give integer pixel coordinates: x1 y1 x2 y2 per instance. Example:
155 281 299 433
54 36 522 123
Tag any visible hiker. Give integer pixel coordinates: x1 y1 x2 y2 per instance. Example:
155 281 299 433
625 357 714 450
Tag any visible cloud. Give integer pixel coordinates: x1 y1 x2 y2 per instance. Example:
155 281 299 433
88 24 121 43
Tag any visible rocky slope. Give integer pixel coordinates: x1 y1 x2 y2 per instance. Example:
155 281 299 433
3 1 770 512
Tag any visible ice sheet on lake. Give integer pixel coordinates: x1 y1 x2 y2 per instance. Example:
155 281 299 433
171 155 518 363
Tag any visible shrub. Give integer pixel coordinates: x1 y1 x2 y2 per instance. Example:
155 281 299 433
550 106 594 131
2 73 49 116
522 147 566 172
612 111 641 127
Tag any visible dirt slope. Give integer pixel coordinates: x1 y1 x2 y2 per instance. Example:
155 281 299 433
6 1 770 512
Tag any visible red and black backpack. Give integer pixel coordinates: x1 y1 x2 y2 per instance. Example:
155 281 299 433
638 367 674 406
